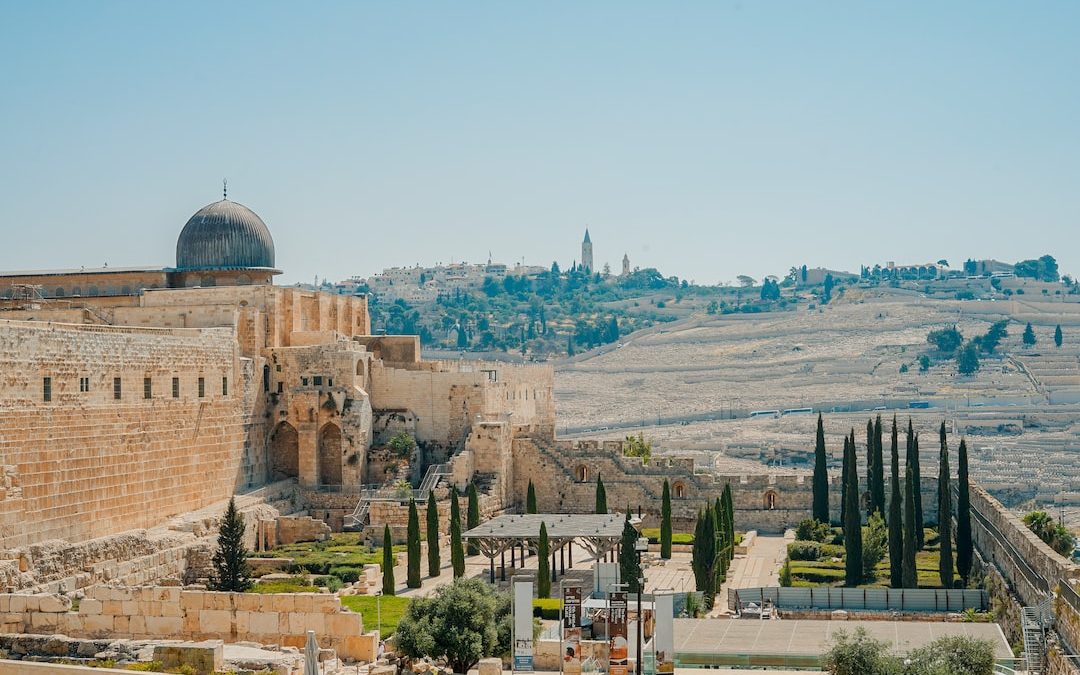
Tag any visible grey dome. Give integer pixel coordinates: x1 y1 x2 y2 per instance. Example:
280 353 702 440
176 200 276 270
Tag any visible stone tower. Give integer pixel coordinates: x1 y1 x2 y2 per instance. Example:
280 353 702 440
622 253 630 276
581 229 593 272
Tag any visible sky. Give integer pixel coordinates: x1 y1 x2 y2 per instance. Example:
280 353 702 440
1 2 1078 286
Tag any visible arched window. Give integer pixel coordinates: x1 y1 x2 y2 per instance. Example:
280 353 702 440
200 275 216 287
54 288 65 298
236 274 252 285
575 465 589 483
673 482 686 499
262 364 270 392
72 287 82 296
764 490 778 510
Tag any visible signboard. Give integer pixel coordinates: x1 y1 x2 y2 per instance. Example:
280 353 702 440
653 594 674 674
562 586 582 675
513 581 534 672
608 591 628 675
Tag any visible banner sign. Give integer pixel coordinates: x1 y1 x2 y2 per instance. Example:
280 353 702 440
514 581 534 672
562 586 582 675
654 594 674 674
609 591 628 675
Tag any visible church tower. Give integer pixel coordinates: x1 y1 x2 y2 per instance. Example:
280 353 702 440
622 253 630 277
581 229 593 272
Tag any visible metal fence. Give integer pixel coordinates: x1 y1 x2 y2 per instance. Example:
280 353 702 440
729 586 988 613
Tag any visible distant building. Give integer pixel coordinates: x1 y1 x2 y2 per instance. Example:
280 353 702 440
349 259 546 303
581 229 593 272
622 253 630 277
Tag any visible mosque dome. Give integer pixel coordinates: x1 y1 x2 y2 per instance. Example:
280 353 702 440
175 199 276 270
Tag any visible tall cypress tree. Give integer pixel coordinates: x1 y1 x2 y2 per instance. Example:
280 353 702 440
938 422 954 588
902 463 918 588
699 507 718 607
210 496 252 592
381 524 395 596
526 479 538 514
595 473 608 514
956 438 973 585
812 413 830 523
449 486 465 578
865 419 876 516
619 513 643 594
406 498 421 588
660 479 673 559
713 497 727 580
842 434 863 586
888 417 904 588
426 491 441 577
840 432 849 525
466 483 480 556
872 415 886 515
722 483 735 561
691 510 707 592
912 430 924 549
537 522 551 598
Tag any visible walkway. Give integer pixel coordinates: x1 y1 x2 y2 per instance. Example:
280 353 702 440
711 531 792 616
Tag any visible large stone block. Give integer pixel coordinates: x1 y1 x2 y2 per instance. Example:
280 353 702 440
247 610 280 636
199 609 233 634
154 640 224 675
79 598 104 615
478 657 503 675
83 613 114 634
326 612 362 636
145 615 184 635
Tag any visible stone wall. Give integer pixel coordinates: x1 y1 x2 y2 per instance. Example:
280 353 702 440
0 320 249 549
0 586 374 661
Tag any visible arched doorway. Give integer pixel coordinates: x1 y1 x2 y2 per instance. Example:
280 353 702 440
575 465 589 483
269 422 299 480
318 423 343 486
764 490 778 510
673 481 686 499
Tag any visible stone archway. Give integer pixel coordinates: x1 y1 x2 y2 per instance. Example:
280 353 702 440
269 422 299 480
764 490 778 510
318 423 343 487
575 465 589 483
673 481 686 499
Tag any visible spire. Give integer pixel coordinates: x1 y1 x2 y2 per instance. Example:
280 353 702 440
583 228 591 243
223 178 228 201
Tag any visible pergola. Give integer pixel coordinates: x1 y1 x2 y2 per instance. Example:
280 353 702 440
463 513 627 583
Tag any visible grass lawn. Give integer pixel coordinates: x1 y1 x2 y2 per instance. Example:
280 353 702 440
787 528 957 589
341 595 410 636
249 578 319 594
641 528 694 545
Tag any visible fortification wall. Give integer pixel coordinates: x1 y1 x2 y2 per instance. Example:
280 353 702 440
0 320 251 549
0 586 374 661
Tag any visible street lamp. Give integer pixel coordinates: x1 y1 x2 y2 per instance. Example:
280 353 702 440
634 536 648 675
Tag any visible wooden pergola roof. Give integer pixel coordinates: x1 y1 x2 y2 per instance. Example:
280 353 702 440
462 513 627 560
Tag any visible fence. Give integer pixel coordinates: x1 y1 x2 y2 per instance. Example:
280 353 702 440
729 586 989 613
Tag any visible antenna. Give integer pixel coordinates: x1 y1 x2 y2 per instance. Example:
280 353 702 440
223 178 228 200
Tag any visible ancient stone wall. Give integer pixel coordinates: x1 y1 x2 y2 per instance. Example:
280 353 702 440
0 320 249 549
0 586 374 661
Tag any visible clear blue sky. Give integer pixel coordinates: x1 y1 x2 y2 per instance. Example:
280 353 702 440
1 2 1077 285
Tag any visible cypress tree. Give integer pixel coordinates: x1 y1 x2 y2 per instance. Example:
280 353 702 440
902 463 918 588
595 473 608 514
426 491 441 577
526 479 538 514
840 432 849 525
619 513 643 594
812 413 830 523
381 524 395 596
691 510 706 591
912 431 924 549
888 417 904 588
1055 324 1064 348
449 486 465 578
872 415 886 515
842 434 863 586
722 483 735 561
865 419 875 516
466 483 480 556
700 507 717 607
956 438 973 585
713 497 727 580
406 498 421 588
660 479 673 559
537 522 551 598
210 496 252 592
938 422 954 588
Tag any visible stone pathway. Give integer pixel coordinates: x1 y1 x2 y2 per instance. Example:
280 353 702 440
710 531 792 616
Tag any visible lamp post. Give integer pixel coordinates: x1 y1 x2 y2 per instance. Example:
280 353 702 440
376 588 382 637
634 536 648 675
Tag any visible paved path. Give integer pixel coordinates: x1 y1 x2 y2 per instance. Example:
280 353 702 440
710 531 792 616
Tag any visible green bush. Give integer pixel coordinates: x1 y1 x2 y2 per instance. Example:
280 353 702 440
795 519 832 543
315 576 344 592
642 527 693 545
788 542 822 561
330 565 363 583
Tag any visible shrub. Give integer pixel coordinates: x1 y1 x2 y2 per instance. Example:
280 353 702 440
795 518 832 543
125 663 163 672
905 635 995 674
315 576 344 592
788 542 822 561
329 565 363 583
822 628 899 675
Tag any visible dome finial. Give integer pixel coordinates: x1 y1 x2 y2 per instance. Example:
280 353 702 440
223 178 228 201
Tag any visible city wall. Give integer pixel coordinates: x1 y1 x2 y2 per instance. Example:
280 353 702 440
0 320 253 549
0 586 374 661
